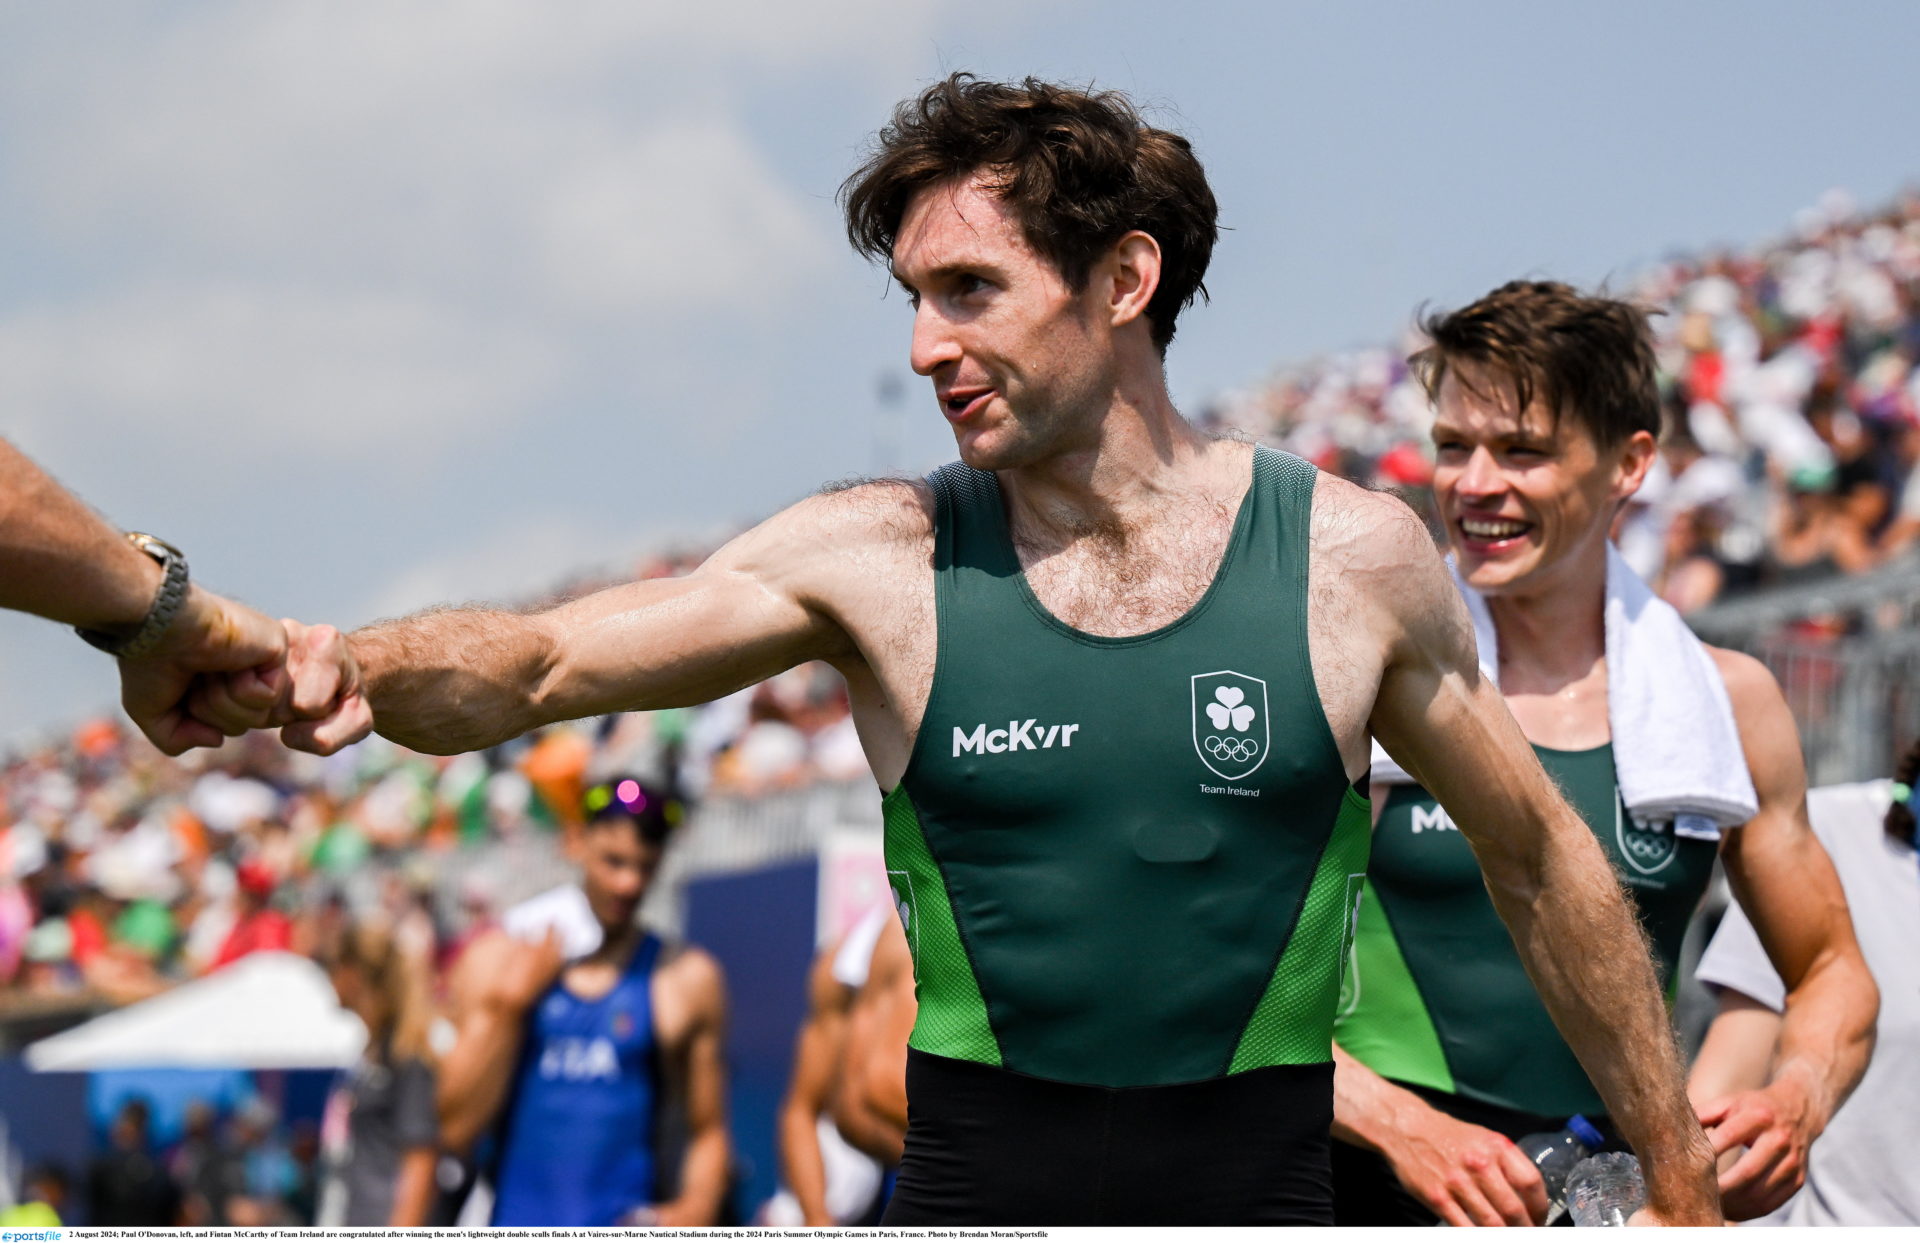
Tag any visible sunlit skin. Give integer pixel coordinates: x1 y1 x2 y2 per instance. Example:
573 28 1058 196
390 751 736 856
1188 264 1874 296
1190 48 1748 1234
891 175 1164 478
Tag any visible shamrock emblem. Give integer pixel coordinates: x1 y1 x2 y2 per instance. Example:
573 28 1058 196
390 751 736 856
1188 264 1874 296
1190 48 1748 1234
1205 685 1257 733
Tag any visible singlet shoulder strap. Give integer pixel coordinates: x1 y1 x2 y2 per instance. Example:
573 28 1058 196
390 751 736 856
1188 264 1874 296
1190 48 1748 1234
625 931 663 983
927 460 1021 581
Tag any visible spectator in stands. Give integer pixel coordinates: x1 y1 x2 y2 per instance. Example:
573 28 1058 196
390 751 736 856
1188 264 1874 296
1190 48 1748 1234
210 860 292 970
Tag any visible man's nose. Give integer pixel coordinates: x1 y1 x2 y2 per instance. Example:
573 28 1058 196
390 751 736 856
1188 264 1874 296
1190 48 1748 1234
1456 445 1506 498
910 303 961 377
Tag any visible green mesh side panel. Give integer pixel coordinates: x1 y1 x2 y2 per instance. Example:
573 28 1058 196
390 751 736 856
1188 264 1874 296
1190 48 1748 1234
881 786 1002 1066
1228 786 1374 1072
1330 878 1455 1093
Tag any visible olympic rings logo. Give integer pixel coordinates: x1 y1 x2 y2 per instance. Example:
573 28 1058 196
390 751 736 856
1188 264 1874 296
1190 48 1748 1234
1625 834 1669 860
1203 736 1261 763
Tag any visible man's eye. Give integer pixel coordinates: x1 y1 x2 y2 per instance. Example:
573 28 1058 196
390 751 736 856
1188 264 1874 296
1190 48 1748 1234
955 275 988 296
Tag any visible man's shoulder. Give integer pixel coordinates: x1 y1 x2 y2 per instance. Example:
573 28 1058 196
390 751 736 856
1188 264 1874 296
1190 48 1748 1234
1703 645 1793 733
791 476 935 547
1704 645 1780 704
654 938 727 1003
1308 473 1448 588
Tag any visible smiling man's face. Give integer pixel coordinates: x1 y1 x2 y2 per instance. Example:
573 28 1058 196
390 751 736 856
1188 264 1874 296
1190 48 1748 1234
1431 363 1641 598
890 174 1120 471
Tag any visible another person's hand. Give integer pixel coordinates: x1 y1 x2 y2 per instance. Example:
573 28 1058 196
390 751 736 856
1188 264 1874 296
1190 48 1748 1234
1378 1102 1550 1226
118 586 287 755
273 618 373 755
1697 1080 1818 1220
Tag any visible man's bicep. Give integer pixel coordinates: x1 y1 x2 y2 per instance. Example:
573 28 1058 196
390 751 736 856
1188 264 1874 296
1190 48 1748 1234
537 506 857 720
1367 568 1560 870
1712 649 1849 990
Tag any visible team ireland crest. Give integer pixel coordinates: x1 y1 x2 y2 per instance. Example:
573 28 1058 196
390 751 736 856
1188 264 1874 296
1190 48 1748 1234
1191 670 1270 781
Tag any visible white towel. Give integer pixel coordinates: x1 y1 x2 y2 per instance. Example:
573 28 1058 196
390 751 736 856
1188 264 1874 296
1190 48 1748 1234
1370 544 1757 833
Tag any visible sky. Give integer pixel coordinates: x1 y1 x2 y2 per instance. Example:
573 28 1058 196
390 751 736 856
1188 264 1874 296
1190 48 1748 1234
3 0 1917 744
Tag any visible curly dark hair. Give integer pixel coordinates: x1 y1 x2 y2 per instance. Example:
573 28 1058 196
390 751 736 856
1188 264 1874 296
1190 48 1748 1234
1413 280 1662 449
841 73 1218 353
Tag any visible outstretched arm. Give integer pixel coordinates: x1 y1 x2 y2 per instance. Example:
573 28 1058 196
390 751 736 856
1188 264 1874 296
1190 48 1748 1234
1689 650 1876 1220
0 438 286 753
269 490 878 755
1361 504 1720 1227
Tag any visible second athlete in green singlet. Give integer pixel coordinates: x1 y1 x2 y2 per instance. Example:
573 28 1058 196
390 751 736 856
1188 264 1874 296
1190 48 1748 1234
1328 282 1876 1227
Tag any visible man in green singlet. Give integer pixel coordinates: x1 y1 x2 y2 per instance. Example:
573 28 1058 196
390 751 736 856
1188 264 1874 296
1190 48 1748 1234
1330 281 1878 1226
195 78 1723 1226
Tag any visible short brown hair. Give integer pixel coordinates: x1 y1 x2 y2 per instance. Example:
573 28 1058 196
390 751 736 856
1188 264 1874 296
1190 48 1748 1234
841 73 1218 352
1413 280 1661 448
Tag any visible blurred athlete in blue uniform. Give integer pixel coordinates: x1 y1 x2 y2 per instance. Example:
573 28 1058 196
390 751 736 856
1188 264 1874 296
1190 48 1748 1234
437 778 731 1227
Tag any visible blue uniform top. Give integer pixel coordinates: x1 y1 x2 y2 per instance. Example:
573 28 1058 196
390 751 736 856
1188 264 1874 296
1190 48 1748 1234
491 933 663 1227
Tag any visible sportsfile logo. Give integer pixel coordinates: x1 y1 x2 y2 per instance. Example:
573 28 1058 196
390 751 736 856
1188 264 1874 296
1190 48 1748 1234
952 719 1081 756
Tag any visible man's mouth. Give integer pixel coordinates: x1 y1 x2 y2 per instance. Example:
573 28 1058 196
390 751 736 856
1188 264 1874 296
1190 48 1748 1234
940 388 994 423
1457 516 1535 547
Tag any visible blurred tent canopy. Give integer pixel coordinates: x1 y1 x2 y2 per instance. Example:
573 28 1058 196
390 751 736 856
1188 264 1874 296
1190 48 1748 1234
23 953 363 1072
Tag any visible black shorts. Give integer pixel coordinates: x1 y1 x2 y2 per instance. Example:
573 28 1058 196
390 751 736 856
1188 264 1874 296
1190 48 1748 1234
880 1048 1334 1226
1329 1082 1621 1226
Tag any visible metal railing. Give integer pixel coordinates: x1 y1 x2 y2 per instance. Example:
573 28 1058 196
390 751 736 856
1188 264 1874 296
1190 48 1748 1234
1689 554 1920 785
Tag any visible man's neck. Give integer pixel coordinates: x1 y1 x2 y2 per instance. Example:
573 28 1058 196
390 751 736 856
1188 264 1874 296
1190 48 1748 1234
1485 542 1610 690
997 380 1225 543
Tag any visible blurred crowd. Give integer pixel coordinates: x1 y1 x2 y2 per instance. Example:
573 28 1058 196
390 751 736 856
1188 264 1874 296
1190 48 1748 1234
0 672 863 1010
1206 186 1920 615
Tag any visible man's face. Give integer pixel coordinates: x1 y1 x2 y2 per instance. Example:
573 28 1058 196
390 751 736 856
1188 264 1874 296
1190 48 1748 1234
1431 366 1646 596
891 175 1118 471
577 821 662 934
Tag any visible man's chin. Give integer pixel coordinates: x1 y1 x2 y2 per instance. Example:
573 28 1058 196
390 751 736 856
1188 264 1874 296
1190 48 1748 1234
1454 549 1536 597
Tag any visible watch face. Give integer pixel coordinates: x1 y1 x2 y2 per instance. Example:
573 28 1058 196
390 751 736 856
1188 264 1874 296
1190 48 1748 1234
126 532 184 562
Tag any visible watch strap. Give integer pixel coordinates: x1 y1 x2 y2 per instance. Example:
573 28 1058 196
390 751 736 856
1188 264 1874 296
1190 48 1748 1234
76 533 190 659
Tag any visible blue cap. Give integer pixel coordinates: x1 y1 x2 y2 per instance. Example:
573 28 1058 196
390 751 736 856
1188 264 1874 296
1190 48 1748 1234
1566 1114 1605 1149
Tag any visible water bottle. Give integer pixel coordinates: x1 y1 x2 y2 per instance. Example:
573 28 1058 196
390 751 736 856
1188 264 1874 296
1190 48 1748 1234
1515 1114 1605 1221
1565 1152 1646 1227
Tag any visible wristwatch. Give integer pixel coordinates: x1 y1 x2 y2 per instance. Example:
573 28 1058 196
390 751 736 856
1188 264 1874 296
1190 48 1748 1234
76 532 190 659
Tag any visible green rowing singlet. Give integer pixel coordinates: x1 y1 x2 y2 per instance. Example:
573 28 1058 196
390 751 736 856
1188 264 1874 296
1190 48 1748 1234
883 446 1371 1089
1335 743 1719 1117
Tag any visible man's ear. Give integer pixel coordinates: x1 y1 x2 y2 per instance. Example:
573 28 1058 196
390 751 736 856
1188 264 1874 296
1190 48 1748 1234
1615 429 1659 502
1105 230 1162 333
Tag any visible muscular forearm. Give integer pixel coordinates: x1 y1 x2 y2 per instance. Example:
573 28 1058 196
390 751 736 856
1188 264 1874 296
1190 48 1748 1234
353 610 559 754
0 439 162 628
437 1008 528 1152
1771 952 1877 1134
1487 822 1717 1215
